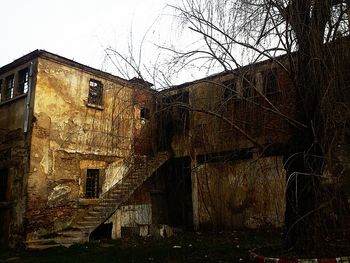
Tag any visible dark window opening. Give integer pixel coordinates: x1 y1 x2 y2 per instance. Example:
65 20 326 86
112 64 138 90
86 169 99 198
140 107 150 120
264 71 279 95
223 79 238 100
18 68 29 94
154 157 193 229
4 75 14 101
0 169 9 201
88 79 103 106
242 76 253 98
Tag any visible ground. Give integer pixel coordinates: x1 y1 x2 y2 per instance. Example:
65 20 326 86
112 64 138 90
0 230 282 262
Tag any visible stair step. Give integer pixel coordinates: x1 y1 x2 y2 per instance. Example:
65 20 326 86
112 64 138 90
77 220 100 226
26 238 55 244
58 230 87 238
88 211 104 216
93 206 112 212
75 225 93 231
84 216 100 221
109 194 121 199
26 238 62 250
26 243 62 250
56 152 170 246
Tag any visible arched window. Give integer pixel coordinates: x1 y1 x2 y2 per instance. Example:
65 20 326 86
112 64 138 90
264 71 279 95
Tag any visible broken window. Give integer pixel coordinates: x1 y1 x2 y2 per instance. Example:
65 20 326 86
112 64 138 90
18 68 29 94
0 169 8 201
264 71 279 95
223 79 238 100
88 79 103 106
4 75 14 100
85 169 99 198
140 107 150 120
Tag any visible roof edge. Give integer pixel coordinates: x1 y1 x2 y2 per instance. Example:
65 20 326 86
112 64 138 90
0 50 135 88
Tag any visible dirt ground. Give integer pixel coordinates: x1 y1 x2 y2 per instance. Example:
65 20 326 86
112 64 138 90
0 230 282 262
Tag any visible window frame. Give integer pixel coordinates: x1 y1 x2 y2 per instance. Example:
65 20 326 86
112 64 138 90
85 169 100 199
88 79 103 107
18 68 29 95
140 107 151 120
242 76 252 99
222 79 238 101
263 70 279 95
4 74 15 101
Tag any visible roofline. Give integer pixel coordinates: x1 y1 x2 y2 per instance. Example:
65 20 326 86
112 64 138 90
162 52 290 92
0 50 134 87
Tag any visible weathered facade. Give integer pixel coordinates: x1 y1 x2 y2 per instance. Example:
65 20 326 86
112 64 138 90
157 59 296 230
0 51 159 247
0 50 296 248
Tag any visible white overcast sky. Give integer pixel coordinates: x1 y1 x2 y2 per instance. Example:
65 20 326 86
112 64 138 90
0 0 187 83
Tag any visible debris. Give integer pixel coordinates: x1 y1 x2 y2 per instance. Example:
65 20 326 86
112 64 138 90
172 245 182 249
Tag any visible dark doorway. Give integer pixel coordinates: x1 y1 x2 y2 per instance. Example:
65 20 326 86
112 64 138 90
89 222 112 241
166 157 193 229
152 157 193 230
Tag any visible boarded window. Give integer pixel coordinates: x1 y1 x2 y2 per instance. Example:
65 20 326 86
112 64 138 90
4 75 14 100
264 71 279 95
18 68 29 94
0 169 8 201
86 169 99 198
88 79 103 106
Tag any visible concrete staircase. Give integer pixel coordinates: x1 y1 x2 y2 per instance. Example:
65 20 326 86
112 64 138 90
26 152 169 249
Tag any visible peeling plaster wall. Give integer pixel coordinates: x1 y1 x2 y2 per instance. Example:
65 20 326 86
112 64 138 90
26 58 139 238
160 60 295 230
195 156 286 229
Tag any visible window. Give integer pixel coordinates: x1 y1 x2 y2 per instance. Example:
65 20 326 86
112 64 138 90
18 68 29 94
264 71 279 95
0 169 8 201
140 107 150 120
223 79 238 100
4 75 14 100
242 76 252 98
88 79 103 106
85 169 99 198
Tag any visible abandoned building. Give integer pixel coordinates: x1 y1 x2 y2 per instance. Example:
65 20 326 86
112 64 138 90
0 50 295 248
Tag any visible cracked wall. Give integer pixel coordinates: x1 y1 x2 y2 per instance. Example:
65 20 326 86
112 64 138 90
25 57 146 239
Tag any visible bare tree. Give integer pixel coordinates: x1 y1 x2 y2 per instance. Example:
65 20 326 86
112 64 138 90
105 0 350 253
165 0 350 252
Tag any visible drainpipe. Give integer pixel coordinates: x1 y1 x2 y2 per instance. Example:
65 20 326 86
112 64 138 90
24 62 33 133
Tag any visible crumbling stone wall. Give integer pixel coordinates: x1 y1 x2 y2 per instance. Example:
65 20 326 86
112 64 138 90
195 156 286 229
25 58 146 239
